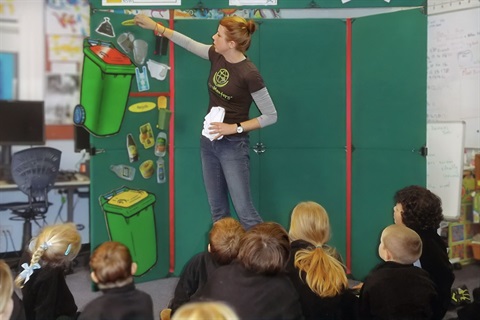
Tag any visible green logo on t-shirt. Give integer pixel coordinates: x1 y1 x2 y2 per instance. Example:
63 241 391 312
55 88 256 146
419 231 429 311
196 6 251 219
213 68 229 88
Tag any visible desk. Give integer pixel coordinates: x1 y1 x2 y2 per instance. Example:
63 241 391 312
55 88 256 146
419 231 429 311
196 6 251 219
0 175 90 222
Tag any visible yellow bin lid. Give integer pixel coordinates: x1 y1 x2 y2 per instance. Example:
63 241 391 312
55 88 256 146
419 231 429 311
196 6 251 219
108 189 148 207
102 187 155 217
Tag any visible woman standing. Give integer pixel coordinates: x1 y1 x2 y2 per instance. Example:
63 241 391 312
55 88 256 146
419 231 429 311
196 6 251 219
134 14 277 230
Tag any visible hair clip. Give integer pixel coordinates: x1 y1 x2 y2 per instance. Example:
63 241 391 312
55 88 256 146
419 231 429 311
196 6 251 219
64 244 72 256
40 241 52 250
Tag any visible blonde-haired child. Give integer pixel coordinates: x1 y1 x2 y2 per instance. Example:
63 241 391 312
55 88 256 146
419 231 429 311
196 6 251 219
78 241 154 320
0 259 14 320
287 201 357 319
172 301 239 320
15 222 81 320
359 224 438 319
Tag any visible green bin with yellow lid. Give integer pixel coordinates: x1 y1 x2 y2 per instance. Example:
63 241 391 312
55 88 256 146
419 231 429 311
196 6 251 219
99 186 157 276
74 39 136 137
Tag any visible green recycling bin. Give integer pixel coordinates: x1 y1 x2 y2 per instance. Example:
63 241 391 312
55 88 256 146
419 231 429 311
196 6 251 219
74 39 136 137
99 187 157 276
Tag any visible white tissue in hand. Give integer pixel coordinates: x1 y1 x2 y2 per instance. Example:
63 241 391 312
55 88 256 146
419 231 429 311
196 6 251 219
202 106 225 141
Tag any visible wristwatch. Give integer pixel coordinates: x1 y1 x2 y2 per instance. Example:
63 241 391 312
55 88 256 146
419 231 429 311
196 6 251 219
236 123 244 134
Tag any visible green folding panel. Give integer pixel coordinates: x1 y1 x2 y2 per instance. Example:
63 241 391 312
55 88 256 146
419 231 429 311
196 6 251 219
256 19 347 256
173 20 232 274
351 9 427 280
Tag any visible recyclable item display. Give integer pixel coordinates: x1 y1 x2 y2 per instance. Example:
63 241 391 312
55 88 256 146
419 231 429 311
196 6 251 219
87 12 171 282
121 19 135 26
157 158 166 184
75 39 136 136
99 187 157 276
139 160 154 179
157 96 171 130
154 36 169 56
139 123 155 149
136 66 150 92
155 132 167 157
117 32 135 53
127 133 139 162
110 164 136 181
146 60 170 81
133 39 148 65
95 17 115 37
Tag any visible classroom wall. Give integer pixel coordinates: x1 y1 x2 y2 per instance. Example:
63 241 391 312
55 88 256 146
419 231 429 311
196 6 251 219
0 1 89 251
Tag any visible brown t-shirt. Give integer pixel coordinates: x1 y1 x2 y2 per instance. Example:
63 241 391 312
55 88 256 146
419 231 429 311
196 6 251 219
207 46 265 124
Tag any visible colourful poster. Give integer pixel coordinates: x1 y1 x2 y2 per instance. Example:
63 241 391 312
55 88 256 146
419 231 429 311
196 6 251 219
102 0 181 6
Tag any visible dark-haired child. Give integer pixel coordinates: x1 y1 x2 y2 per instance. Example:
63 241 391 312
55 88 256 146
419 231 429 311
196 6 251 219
78 241 154 320
393 185 454 318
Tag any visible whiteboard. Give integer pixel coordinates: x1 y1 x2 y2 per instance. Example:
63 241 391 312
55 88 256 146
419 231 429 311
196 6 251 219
427 122 465 220
427 8 480 148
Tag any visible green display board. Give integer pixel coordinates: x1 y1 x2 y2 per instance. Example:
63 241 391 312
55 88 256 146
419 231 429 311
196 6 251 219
87 7 427 281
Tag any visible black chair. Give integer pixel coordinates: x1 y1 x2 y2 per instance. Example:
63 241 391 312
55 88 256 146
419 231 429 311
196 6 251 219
0 147 61 251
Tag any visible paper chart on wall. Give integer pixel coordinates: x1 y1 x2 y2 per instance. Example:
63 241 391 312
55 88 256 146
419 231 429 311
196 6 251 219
427 121 465 220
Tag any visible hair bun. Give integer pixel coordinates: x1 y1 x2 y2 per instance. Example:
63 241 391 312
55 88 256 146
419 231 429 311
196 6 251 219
246 20 257 35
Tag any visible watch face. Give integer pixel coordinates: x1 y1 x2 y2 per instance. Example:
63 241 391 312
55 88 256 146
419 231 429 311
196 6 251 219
237 126 244 133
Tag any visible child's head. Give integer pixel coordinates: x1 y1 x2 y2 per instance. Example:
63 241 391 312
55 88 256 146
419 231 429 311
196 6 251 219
237 222 290 275
89 241 136 289
393 185 443 231
172 301 239 320
0 260 14 319
15 222 81 288
379 224 422 265
289 201 330 245
209 217 245 265
289 201 348 298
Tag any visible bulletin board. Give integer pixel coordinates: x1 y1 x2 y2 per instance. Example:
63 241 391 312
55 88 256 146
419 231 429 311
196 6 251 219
427 121 465 220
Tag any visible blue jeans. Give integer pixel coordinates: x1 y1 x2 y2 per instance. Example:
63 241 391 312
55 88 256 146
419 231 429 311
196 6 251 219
200 135 263 230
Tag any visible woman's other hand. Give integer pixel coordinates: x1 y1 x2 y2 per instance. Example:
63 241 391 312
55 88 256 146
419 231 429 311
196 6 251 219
134 14 157 30
209 122 237 140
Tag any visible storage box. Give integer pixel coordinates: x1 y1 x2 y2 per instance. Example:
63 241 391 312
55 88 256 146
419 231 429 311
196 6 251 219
74 39 136 136
470 242 480 260
100 187 157 276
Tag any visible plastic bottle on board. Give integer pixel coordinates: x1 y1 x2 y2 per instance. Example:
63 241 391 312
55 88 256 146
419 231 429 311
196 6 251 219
155 132 167 157
127 133 138 162
110 164 136 181
157 158 166 184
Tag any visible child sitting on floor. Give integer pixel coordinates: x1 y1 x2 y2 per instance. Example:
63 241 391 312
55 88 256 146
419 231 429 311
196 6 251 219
359 224 438 319
15 223 81 320
78 241 154 320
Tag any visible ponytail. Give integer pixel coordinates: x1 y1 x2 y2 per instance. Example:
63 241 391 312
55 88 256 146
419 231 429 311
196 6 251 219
294 247 348 297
